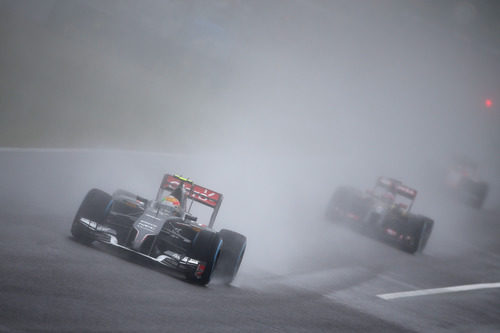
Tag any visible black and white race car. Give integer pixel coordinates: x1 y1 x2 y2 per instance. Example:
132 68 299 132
71 174 246 285
326 177 433 254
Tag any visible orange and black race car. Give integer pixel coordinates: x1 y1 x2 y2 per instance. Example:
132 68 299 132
326 177 433 254
71 174 246 285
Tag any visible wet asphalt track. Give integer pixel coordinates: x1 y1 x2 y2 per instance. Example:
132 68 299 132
0 150 499 332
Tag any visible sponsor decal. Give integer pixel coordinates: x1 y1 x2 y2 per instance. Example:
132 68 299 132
386 228 398 236
162 175 221 207
163 251 199 266
164 250 181 261
145 214 162 220
190 185 220 206
396 185 417 197
137 220 157 232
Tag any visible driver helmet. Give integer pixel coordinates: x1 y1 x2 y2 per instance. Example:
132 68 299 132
395 202 408 213
160 195 181 215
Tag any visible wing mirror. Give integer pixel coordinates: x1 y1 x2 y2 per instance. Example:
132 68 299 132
185 213 198 222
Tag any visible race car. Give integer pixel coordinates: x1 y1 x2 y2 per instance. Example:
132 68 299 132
70 174 246 285
445 156 489 209
326 177 433 254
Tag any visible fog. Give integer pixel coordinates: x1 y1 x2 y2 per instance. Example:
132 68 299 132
1 1 499 276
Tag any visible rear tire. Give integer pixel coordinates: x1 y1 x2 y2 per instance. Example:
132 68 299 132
71 189 112 245
186 230 222 285
216 229 246 285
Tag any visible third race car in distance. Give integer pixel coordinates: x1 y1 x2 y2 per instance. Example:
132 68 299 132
326 177 434 254
444 155 489 209
71 174 247 285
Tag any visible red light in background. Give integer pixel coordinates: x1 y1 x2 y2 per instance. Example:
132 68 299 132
485 99 493 108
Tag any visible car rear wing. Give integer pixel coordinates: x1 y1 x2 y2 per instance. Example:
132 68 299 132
377 177 417 200
158 174 223 228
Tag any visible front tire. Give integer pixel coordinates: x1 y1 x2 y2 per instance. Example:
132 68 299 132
186 230 222 285
216 229 247 285
401 217 434 254
71 188 112 245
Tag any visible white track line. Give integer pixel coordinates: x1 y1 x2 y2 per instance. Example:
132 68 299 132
377 282 500 300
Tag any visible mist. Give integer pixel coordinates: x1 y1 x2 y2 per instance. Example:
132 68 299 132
1 1 499 277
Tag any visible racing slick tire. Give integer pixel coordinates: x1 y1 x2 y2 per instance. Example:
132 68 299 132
400 217 434 254
215 229 247 285
71 188 112 245
186 230 223 285
326 186 359 221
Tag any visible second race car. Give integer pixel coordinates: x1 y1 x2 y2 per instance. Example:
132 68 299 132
71 174 246 285
326 177 434 254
